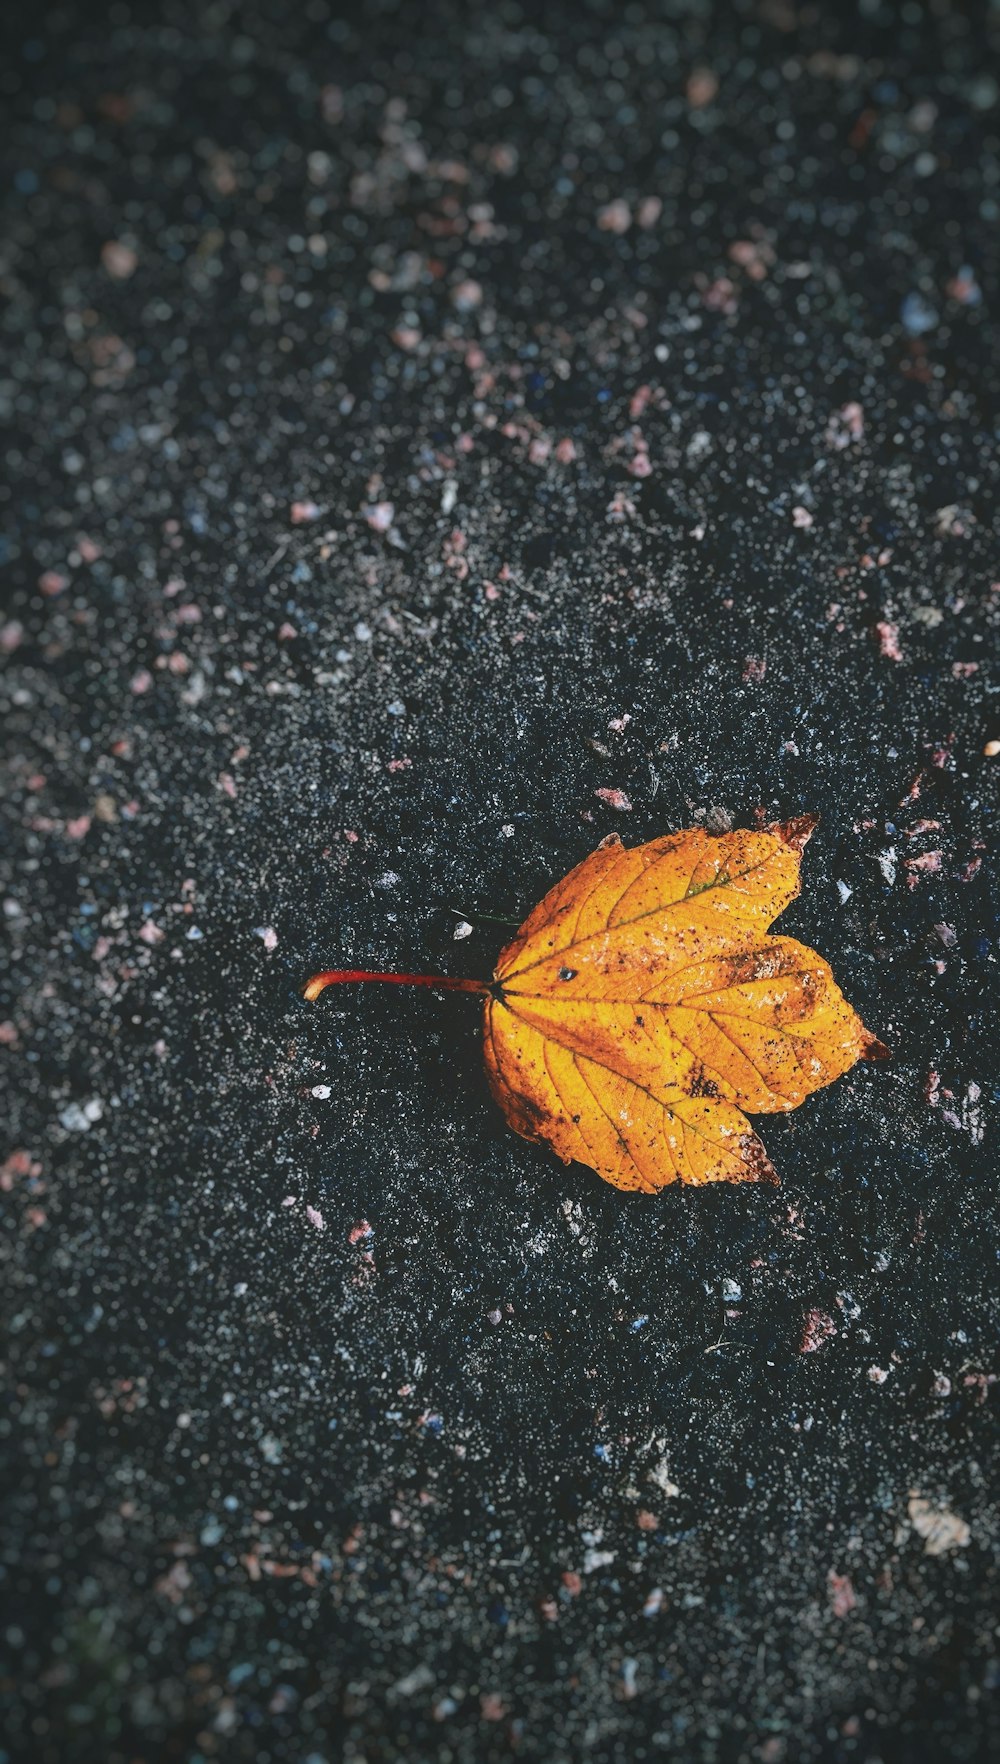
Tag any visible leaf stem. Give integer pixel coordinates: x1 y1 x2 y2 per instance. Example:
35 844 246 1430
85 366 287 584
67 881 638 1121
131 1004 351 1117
303 968 490 1002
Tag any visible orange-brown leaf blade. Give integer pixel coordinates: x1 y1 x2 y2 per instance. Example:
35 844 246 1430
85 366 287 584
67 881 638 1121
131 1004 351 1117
485 821 882 1191
496 825 814 998
484 997 776 1191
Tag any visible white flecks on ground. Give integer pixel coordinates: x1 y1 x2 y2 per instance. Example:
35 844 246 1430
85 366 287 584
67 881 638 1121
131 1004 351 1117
825 401 865 449
962 1082 985 1143
583 1546 616 1573
647 1452 681 1499
59 1098 104 1132
907 1495 971 1556
874 847 897 886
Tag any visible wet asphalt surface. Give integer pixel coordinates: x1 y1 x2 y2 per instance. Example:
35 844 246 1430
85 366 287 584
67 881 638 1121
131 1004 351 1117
1 3 999 1760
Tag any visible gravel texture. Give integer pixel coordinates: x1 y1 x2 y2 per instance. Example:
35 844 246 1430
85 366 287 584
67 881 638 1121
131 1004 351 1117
2 3 999 1761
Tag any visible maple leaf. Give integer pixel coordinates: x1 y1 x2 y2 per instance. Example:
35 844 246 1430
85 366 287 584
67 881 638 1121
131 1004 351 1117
304 819 887 1193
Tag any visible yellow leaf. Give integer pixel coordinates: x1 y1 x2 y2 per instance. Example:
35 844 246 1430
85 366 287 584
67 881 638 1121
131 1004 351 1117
484 819 886 1191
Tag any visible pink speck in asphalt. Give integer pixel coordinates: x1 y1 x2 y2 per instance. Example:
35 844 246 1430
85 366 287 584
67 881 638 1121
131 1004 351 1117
451 278 483 311
875 619 903 661
597 198 632 234
800 1310 837 1354
904 850 943 888
828 1571 857 1617
700 275 738 314
101 240 138 279
686 67 719 107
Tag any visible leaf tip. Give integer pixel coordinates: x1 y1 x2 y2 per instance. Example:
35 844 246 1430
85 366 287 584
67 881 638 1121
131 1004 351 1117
862 1035 891 1062
772 813 819 853
743 1135 780 1185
